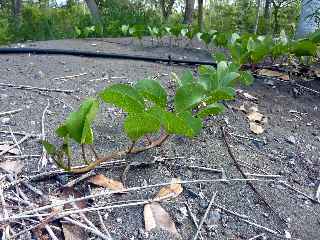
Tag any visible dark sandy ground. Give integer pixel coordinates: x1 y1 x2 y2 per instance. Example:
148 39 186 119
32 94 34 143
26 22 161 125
0 38 319 240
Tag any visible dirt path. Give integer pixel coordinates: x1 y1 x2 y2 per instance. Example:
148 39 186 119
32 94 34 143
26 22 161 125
0 38 320 240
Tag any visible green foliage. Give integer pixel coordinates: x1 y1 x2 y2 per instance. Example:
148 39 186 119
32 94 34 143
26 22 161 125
290 40 317 57
0 19 12 44
44 58 255 170
99 84 145 113
134 79 167 109
56 98 99 144
124 113 161 141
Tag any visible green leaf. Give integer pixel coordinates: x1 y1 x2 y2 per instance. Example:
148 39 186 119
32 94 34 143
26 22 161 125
178 112 202 137
147 107 186 135
207 87 235 104
247 37 256 52
291 40 317 57
201 32 213 46
42 140 57 155
309 30 320 43
178 70 194 86
197 103 225 118
147 107 202 138
124 113 161 141
175 83 206 113
198 65 217 91
100 84 145 113
56 98 99 144
212 52 226 62
134 79 167 108
221 72 240 86
239 71 254 86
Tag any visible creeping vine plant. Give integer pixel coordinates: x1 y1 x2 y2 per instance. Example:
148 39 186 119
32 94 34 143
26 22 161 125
43 59 253 173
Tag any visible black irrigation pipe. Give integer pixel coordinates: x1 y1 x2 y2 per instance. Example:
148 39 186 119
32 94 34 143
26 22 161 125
0 48 217 67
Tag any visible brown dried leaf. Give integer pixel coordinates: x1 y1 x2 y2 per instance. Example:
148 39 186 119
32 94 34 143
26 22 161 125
88 174 125 191
144 202 178 235
62 223 87 240
0 160 24 174
154 178 183 201
257 69 289 81
0 144 20 155
247 111 264 122
249 122 265 134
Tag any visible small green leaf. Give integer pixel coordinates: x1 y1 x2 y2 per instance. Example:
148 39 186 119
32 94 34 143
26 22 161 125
221 72 240 86
56 98 99 144
291 40 317 57
147 107 201 138
56 125 68 138
207 87 235 104
212 52 226 62
239 71 254 86
175 83 206 113
124 113 161 141
100 84 145 113
134 79 167 108
197 103 225 118
42 140 57 155
309 30 320 43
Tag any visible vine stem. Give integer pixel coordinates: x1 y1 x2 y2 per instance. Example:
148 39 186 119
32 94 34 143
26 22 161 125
68 134 170 174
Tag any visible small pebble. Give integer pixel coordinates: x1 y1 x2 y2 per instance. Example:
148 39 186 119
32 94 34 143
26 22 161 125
1 117 10 124
286 136 296 145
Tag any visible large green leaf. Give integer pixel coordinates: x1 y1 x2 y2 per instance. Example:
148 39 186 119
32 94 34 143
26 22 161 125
178 70 194 87
197 103 225 118
198 65 217 91
175 83 206 113
206 87 236 104
134 79 167 108
291 40 317 57
148 107 202 138
178 112 202 137
56 98 99 144
124 113 161 141
100 84 145 113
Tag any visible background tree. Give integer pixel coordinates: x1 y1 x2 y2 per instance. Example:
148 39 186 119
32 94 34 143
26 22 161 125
159 0 176 22
296 0 320 38
183 0 195 24
85 0 101 24
197 0 203 31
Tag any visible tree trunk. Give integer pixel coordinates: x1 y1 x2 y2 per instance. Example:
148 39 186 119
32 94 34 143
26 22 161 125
183 0 195 24
12 0 21 27
160 0 175 22
84 0 101 24
264 0 271 33
273 7 279 34
254 0 261 34
198 0 204 31
296 0 320 38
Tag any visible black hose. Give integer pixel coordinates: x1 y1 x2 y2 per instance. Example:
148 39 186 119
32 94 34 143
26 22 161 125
0 48 217 67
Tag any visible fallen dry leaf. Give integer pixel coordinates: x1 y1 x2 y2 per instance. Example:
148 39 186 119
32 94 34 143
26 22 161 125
88 174 125 191
144 202 178 235
0 144 20 155
62 223 87 240
257 69 290 81
154 178 183 201
249 122 265 134
247 111 264 122
0 160 24 174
